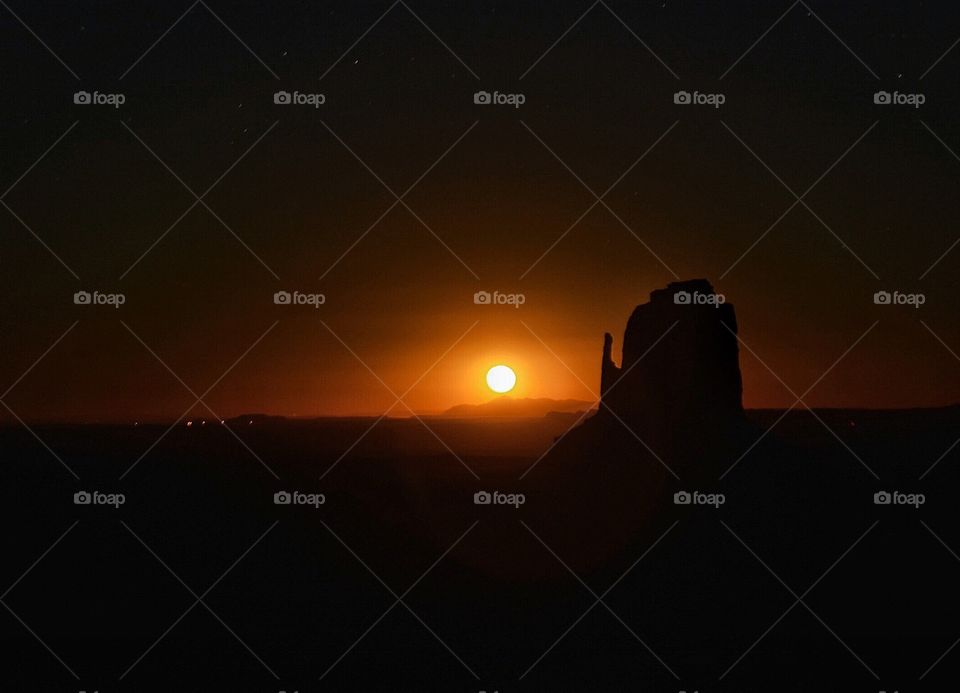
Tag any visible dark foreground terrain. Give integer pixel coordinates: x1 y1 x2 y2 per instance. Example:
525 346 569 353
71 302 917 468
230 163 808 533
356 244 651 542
1 407 959 692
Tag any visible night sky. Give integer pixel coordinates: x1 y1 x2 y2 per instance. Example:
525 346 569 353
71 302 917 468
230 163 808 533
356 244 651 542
2 0 960 421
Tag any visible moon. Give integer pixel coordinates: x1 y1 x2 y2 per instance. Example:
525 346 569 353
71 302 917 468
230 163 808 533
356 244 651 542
486 365 516 394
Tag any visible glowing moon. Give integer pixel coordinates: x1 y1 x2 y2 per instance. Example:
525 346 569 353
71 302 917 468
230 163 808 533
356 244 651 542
486 365 516 394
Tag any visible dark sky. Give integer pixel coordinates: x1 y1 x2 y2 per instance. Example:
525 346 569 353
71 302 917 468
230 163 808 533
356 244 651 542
2 0 960 421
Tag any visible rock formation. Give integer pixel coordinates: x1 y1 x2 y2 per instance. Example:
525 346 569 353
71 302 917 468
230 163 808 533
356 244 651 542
527 280 752 570
600 278 744 436
547 279 748 481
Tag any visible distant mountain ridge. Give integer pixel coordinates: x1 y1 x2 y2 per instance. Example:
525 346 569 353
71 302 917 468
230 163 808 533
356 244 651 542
437 396 594 419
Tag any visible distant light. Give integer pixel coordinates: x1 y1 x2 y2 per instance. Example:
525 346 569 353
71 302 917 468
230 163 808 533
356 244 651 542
186 421 193 427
